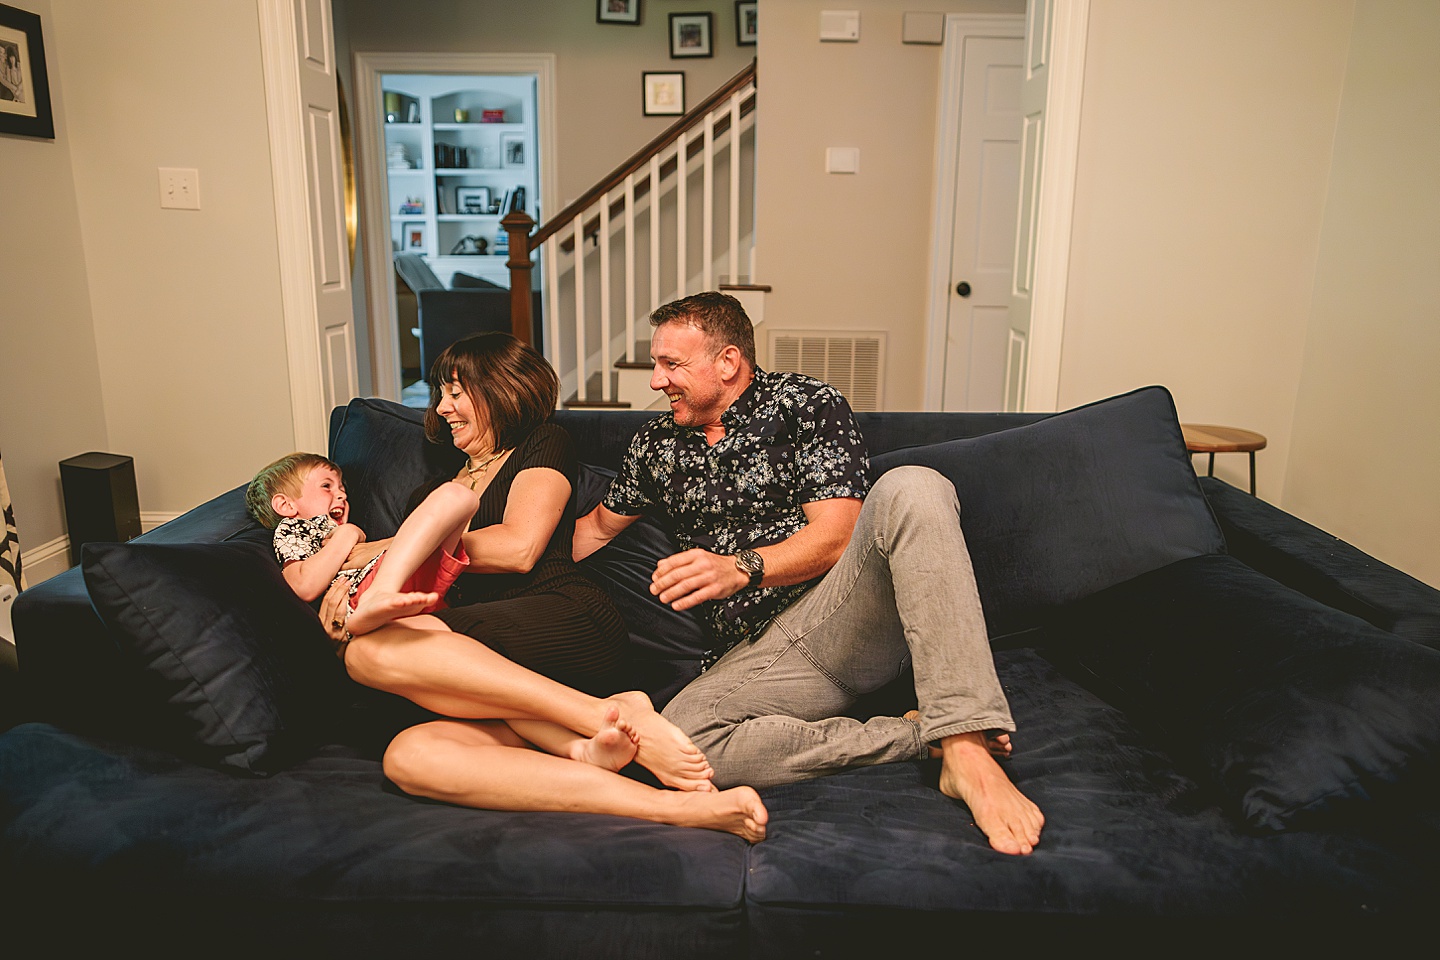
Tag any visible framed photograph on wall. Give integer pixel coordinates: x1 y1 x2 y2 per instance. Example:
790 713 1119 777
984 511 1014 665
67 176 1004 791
0 2 55 139
669 12 713 59
735 2 757 46
402 221 426 252
642 71 685 117
500 132 526 167
597 0 640 26
455 186 491 215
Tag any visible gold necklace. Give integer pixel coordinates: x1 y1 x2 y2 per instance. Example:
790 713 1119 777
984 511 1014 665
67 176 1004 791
463 449 506 490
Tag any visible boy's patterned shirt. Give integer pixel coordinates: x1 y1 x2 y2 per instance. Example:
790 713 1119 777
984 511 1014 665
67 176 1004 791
604 369 870 668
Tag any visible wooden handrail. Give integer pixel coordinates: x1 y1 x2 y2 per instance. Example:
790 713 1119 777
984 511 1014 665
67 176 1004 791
529 59 756 250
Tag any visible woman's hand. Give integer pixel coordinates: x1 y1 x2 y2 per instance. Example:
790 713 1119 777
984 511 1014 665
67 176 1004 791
344 537 390 571
318 578 352 644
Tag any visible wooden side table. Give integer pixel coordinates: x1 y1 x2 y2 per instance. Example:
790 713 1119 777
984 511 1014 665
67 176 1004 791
1182 424 1267 495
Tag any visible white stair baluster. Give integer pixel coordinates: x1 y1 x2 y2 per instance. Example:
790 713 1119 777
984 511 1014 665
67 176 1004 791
703 111 714 292
729 91 742 283
676 131 687 300
598 191 612 400
624 173 636 362
649 154 661 315
573 212 586 399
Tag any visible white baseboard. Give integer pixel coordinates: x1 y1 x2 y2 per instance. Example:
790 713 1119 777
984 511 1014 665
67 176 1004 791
18 512 186 587
19 536 70 586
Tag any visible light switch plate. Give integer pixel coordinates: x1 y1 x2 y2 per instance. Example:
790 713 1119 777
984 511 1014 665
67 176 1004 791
826 147 859 174
159 167 201 210
820 10 860 42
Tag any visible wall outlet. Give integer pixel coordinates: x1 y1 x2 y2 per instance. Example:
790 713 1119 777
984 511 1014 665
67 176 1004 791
158 167 201 210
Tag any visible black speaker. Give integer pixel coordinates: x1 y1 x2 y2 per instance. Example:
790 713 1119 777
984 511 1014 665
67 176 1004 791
59 452 141 563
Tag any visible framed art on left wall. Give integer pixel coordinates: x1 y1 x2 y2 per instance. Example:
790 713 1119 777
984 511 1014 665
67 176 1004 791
0 2 54 139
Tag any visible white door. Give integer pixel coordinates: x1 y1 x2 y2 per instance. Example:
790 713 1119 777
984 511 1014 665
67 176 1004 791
259 0 357 452
941 35 1024 411
292 0 358 417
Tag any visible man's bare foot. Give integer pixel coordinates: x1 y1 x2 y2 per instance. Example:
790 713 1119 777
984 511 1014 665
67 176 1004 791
571 704 639 772
610 691 715 792
937 731 1044 856
346 590 439 636
664 786 769 842
904 711 1011 759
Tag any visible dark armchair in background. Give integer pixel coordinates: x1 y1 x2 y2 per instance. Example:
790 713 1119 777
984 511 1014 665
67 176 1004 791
393 254 542 378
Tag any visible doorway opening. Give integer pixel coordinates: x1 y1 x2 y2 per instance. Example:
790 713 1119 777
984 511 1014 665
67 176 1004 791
354 53 557 406
378 72 541 405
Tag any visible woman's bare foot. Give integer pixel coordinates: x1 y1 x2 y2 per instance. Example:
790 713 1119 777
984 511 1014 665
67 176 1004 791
610 691 714 791
664 786 769 842
346 590 439 636
937 731 1044 856
905 711 1011 759
571 705 640 772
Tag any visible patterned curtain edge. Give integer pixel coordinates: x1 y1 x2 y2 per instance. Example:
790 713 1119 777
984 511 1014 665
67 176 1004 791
0 447 26 593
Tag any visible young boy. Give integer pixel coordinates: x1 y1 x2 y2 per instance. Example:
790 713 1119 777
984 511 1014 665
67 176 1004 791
246 453 476 639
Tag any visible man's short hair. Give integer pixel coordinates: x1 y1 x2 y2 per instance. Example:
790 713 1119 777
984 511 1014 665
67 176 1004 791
649 291 756 368
246 452 340 529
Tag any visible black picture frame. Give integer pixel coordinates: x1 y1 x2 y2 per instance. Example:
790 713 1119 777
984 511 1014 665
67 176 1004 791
455 186 491 215
669 12 713 59
597 0 641 26
0 2 55 140
642 71 685 117
735 2 757 46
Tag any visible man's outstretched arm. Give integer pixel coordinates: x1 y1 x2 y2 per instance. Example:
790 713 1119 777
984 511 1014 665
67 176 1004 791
574 501 642 562
650 497 862 612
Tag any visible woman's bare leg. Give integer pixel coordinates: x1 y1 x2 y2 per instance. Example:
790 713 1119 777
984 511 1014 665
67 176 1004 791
344 616 713 790
384 719 767 842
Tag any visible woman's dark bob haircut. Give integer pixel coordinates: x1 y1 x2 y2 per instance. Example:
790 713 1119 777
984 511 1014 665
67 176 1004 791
424 332 559 451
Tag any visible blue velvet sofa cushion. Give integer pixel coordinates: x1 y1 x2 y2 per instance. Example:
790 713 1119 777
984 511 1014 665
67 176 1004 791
328 398 460 540
869 386 1224 640
1057 553 1440 832
80 540 344 774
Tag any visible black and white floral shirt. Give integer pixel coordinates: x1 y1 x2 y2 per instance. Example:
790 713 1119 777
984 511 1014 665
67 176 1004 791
273 515 381 597
603 369 870 667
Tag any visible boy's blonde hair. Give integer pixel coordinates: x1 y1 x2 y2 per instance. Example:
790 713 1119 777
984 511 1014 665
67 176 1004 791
245 453 341 529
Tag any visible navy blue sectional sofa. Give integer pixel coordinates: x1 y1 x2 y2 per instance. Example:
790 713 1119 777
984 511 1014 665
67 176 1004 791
4 387 1438 956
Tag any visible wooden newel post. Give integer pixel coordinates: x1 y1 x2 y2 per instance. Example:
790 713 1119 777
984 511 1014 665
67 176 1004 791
503 209 536 346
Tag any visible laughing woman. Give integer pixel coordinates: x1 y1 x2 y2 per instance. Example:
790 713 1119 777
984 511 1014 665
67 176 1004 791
323 332 767 842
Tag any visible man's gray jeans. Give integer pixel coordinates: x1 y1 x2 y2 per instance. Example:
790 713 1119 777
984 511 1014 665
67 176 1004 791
661 465 1014 790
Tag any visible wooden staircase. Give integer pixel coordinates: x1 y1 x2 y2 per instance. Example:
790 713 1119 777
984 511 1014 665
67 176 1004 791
499 61 766 409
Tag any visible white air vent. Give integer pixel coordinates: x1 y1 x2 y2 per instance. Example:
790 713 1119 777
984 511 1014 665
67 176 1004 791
768 331 886 411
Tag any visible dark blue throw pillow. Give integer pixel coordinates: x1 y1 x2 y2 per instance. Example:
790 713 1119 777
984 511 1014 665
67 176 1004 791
869 386 1225 639
575 463 712 706
82 540 344 775
328 397 459 539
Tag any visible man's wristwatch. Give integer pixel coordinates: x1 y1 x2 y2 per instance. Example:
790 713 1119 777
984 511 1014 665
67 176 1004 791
734 549 764 589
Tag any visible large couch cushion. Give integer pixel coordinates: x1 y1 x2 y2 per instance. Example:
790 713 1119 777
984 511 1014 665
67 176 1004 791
328 398 457 540
0 722 750 957
869 386 1224 639
80 540 344 774
1057 553 1440 832
742 647 1430 956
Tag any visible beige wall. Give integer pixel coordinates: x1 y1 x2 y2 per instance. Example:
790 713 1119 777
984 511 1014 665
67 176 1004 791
754 0 1026 410
1285 0 1440 586
1060 0 1355 501
337 0 753 207
0 0 110 560
50 0 294 512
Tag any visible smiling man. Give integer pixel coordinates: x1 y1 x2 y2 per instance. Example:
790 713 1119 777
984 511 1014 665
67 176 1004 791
573 292 1044 856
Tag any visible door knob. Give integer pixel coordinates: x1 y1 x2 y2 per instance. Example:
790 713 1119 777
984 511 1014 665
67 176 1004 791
955 281 972 298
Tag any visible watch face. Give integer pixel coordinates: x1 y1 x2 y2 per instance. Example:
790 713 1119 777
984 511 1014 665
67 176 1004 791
737 549 763 586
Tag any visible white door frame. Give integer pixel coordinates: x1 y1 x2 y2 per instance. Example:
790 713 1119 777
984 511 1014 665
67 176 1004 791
922 13 1025 412
924 3 1088 412
352 52 558 401
257 0 332 452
